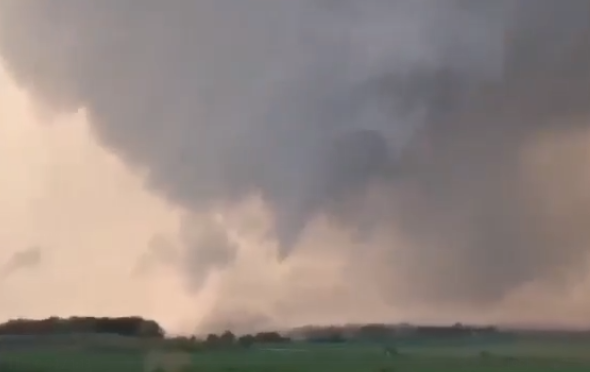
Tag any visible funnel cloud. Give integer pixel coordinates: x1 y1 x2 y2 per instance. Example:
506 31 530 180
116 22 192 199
1 0 590 330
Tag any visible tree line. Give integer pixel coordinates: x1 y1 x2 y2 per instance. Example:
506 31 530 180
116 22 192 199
0 316 165 338
0 316 499 345
290 323 500 343
0 316 291 349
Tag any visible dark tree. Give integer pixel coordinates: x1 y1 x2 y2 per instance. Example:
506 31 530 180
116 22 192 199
237 334 255 348
253 331 290 343
205 333 220 346
220 330 236 345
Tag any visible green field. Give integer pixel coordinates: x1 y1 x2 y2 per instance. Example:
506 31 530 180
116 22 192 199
2 336 590 372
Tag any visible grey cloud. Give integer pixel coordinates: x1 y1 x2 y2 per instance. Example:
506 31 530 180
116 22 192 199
178 215 238 293
1 246 42 279
133 234 179 276
1 0 590 327
134 217 237 293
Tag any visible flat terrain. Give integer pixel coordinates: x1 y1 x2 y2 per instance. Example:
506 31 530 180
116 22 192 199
1 335 590 372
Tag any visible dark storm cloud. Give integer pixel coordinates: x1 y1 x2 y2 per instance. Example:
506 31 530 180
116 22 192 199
1 0 590 321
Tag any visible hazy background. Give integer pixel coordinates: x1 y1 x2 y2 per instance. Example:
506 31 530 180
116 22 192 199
1 0 590 334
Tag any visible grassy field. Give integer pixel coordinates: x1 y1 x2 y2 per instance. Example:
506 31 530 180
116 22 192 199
1 336 590 372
